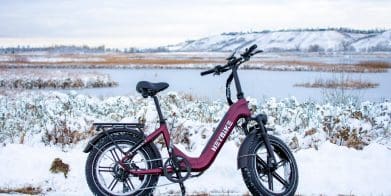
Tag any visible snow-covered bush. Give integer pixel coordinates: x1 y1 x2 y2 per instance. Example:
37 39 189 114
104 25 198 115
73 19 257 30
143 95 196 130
250 97 390 149
0 92 389 150
0 69 118 89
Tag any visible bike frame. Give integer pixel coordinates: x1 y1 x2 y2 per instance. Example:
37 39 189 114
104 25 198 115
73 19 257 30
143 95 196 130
117 49 277 177
121 98 251 176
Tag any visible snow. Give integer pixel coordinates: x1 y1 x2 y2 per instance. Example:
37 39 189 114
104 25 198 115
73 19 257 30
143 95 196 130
0 56 11 62
172 30 391 52
0 143 90 195
295 142 391 195
352 30 391 52
1 141 390 195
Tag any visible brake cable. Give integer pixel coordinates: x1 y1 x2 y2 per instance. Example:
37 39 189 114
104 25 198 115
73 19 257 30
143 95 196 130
226 72 234 106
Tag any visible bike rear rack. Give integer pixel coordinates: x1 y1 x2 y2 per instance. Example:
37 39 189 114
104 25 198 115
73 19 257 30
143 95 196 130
93 123 144 130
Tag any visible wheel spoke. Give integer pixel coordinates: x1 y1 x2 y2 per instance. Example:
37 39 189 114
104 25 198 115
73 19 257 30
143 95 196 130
126 178 135 190
122 183 129 193
276 160 286 168
267 171 274 191
258 155 276 191
256 155 268 177
256 156 267 167
98 166 113 173
110 149 121 162
108 178 119 191
272 171 289 187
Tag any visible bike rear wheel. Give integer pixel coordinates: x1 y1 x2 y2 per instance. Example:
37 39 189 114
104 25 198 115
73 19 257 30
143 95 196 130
241 135 298 196
85 133 161 196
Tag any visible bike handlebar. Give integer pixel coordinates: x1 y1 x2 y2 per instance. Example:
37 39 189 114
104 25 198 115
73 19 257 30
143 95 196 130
200 69 215 76
200 44 263 76
200 65 230 76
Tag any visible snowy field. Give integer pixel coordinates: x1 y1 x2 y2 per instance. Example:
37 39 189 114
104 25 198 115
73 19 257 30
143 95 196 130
1 140 390 195
0 91 390 195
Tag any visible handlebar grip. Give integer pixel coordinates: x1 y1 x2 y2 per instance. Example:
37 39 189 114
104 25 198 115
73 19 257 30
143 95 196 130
200 69 215 76
248 44 257 52
242 44 257 57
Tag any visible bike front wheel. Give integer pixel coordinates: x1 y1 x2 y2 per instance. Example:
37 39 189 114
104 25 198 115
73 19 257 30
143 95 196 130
241 135 298 196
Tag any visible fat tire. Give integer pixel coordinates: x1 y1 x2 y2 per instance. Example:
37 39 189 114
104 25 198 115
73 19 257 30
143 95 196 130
241 135 298 196
85 133 161 196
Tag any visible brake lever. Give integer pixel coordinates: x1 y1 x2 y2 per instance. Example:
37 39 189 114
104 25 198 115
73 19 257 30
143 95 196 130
251 50 263 56
213 65 223 75
226 49 237 61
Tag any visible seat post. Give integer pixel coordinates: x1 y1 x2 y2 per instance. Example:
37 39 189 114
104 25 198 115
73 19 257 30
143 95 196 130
152 95 165 124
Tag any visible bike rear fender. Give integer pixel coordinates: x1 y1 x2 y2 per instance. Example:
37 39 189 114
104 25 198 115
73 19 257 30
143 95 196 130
83 123 145 153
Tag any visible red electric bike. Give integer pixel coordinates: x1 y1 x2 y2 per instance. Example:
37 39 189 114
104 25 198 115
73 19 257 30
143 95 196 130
83 44 298 196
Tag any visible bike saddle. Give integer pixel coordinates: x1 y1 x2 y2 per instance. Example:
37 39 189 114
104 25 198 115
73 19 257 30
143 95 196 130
136 81 169 98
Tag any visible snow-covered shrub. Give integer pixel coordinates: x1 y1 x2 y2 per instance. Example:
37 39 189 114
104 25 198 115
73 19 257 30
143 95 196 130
0 69 118 89
0 92 389 150
254 97 390 150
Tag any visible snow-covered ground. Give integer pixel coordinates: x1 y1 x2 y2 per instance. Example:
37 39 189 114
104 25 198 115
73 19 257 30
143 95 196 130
0 138 390 195
0 91 390 195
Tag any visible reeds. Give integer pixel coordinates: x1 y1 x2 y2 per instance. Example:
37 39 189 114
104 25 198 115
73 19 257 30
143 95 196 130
294 78 378 89
1 53 390 73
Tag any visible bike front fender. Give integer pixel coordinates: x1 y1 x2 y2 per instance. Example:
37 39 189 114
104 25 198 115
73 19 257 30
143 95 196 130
237 130 260 169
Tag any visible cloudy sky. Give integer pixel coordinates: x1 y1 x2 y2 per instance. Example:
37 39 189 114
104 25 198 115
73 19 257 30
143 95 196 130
0 0 390 48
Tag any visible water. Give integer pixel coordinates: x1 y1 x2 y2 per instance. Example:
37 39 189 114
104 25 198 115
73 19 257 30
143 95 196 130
51 68 391 102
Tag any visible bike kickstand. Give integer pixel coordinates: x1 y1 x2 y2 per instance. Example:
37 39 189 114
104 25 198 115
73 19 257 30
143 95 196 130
179 182 186 196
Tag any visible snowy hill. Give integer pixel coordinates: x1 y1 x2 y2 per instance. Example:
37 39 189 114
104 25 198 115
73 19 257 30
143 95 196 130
352 30 391 52
168 29 391 52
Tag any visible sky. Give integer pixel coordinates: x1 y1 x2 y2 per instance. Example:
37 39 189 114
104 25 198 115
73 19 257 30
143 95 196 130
0 0 390 48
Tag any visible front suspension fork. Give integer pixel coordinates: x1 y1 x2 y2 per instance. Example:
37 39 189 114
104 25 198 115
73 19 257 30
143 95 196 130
253 115 278 170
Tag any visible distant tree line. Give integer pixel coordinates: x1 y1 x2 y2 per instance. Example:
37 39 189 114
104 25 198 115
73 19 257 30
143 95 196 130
0 45 107 54
221 27 387 36
0 45 169 54
123 46 169 53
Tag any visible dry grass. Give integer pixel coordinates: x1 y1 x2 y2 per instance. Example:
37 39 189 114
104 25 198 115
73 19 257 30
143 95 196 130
294 78 379 89
44 120 95 146
249 60 389 72
0 186 42 195
356 61 391 69
1 53 390 73
1 53 224 66
50 158 70 178
104 56 223 65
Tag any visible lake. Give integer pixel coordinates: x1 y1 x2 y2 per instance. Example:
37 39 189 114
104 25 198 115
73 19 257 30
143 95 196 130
51 68 391 102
